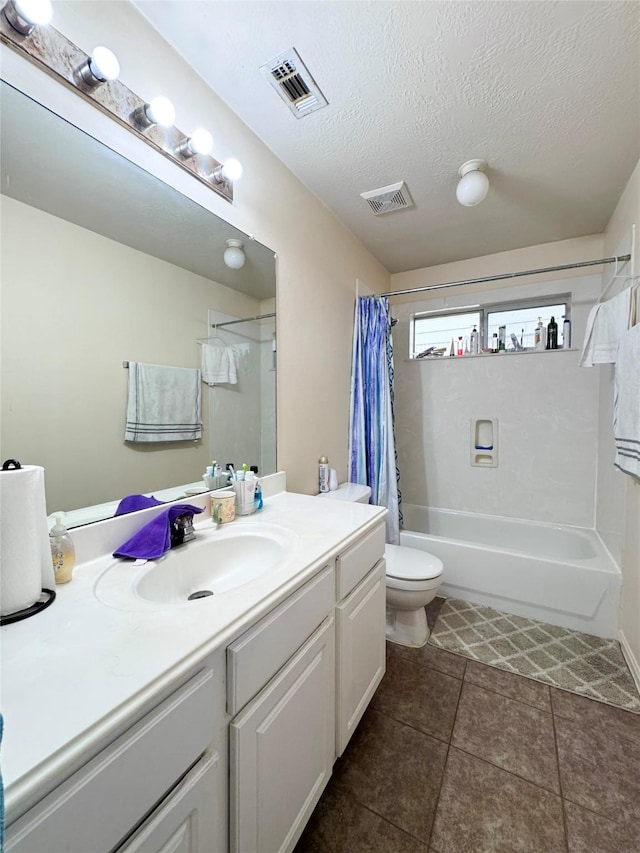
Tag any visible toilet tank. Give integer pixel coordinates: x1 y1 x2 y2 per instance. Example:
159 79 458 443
317 482 371 504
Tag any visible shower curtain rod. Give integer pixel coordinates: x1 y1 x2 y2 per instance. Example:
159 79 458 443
211 312 275 329
383 254 631 298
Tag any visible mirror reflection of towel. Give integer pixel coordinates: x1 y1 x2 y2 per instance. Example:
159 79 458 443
202 344 237 385
125 362 202 442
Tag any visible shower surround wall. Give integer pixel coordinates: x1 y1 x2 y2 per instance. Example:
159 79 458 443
207 308 276 475
392 271 602 530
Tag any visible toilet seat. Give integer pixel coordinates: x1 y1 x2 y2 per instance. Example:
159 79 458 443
384 544 443 592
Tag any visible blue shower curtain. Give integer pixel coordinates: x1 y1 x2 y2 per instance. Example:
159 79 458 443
349 296 400 544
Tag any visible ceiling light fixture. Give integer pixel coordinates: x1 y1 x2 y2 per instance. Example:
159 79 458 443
210 158 243 183
77 46 120 87
224 239 246 270
2 0 52 34
456 159 489 207
177 128 213 159
135 96 176 129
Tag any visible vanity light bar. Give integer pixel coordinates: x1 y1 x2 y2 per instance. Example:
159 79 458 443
0 6 241 203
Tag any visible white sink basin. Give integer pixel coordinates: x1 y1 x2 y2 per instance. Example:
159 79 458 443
94 523 299 610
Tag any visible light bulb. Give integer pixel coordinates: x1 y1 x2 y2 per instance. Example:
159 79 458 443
188 128 213 156
210 157 243 184
88 46 120 82
3 0 52 34
224 239 246 270
221 158 243 181
456 159 489 207
78 46 120 86
145 96 176 128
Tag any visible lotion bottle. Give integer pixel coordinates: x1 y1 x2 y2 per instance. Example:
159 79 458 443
319 456 330 492
49 512 75 584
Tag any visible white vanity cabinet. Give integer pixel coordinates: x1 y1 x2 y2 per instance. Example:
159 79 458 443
227 565 335 853
6 669 221 853
335 523 386 756
3 499 388 853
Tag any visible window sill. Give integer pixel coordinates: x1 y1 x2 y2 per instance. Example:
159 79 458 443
408 347 579 362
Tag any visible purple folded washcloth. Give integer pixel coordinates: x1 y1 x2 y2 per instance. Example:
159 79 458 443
113 504 204 561
115 494 164 516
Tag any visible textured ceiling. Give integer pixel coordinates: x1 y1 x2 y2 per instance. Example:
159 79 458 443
133 0 640 273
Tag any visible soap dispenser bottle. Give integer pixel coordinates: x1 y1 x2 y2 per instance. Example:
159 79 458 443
49 512 76 584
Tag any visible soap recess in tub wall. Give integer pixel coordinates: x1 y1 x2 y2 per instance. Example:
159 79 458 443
471 418 498 468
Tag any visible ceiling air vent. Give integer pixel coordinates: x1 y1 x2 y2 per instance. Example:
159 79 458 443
361 182 415 216
260 48 328 118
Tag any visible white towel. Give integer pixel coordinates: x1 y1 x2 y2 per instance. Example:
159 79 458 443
201 344 237 385
580 287 632 366
125 362 202 442
613 323 640 479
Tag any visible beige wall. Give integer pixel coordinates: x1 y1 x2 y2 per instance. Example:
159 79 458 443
0 196 261 512
1 0 389 499
599 159 640 681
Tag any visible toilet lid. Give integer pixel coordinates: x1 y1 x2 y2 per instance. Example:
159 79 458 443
384 544 443 581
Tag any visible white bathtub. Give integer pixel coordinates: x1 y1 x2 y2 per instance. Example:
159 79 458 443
400 505 621 639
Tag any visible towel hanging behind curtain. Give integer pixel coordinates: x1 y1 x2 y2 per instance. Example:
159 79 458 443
125 362 202 442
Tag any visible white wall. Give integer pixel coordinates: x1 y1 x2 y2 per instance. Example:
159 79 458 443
0 0 389 498
391 243 602 525
598 160 640 683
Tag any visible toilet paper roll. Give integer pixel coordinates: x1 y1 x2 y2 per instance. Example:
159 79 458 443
1 464 54 617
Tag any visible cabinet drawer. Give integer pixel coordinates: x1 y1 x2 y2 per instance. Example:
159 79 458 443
227 564 334 715
7 669 216 853
116 750 220 853
336 523 385 600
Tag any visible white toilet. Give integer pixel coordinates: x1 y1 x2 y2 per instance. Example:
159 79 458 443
318 483 443 647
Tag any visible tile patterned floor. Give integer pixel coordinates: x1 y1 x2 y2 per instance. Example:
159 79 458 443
295 599 640 853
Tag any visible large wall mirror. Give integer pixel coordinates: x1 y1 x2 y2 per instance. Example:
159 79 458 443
0 81 277 526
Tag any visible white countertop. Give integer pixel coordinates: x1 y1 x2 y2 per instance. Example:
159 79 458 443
1 490 385 822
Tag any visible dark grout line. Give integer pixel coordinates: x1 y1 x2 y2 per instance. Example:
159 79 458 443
462 672 553 715
334 787 431 849
425 661 465 850
450 741 563 799
551 705 570 852
370 701 456 746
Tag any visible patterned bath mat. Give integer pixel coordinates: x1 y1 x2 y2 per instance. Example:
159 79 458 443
429 598 640 713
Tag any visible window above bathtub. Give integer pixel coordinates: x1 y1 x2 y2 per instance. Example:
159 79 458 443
410 295 571 358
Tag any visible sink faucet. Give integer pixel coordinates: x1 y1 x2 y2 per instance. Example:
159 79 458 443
170 513 196 548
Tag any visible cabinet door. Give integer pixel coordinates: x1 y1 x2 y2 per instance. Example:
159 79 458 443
116 750 220 853
336 560 386 756
230 617 335 853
